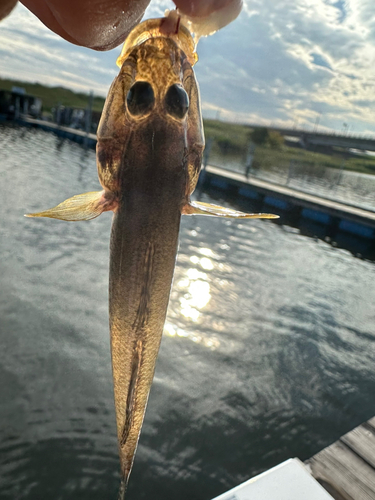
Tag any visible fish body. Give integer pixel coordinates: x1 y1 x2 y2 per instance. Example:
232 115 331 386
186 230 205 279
26 14 277 498
99 33 204 486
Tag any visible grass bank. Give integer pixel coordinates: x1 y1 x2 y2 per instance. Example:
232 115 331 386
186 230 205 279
0 78 105 112
203 119 375 176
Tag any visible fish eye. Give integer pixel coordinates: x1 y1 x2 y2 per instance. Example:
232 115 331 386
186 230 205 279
165 84 189 119
126 81 154 115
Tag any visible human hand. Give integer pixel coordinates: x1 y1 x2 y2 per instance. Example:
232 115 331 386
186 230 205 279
0 0 17 19
1 0 240 50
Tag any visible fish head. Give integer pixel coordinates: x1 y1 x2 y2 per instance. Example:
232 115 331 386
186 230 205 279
96 18 205 203
125 37 189 120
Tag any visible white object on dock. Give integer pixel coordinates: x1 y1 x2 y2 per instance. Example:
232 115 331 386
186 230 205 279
211 458 334 500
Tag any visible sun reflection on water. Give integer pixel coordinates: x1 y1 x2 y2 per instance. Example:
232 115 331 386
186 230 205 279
180 278 211 321
162 246 223 349
177 247 217 322
177 263 211 321
163 322 220 350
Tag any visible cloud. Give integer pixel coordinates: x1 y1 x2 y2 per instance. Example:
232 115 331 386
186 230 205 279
0 6 113 93
195 0 375 132
0 0 375 134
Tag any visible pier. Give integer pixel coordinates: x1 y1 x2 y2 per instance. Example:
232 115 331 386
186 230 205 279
20 116 97 148
201 164 375 238
306 416 375 500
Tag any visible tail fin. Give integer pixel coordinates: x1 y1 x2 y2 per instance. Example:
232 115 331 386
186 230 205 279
117 475 128 500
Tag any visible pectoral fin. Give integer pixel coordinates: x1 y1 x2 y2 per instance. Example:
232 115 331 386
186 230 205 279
25 190 117 221
182 201 279 219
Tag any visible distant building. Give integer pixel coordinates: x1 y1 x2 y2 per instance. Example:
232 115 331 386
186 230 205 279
0 87 42 119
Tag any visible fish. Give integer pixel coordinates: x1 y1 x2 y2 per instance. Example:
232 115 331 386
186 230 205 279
26 13 278 499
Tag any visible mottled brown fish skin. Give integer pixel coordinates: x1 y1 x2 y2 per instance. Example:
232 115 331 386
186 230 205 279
96 35 204 491
109 118 186 481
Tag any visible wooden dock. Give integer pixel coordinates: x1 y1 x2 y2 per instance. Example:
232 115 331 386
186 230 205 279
305 417 375 500
19 116 97 148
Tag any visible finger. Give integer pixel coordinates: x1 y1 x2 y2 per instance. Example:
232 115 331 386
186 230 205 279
0 0 18 20
174 0 240 18
20 0 151 50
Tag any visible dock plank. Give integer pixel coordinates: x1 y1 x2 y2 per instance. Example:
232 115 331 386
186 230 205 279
367 417 375 431
308 440 375 500
341 424 375 469
307 417 375 500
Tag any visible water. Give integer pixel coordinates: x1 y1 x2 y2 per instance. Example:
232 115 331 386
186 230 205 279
1 124 375 500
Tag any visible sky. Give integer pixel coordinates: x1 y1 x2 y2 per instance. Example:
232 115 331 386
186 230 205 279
1 0 375 135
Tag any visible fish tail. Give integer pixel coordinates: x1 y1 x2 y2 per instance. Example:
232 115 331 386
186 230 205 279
118 474 129 500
